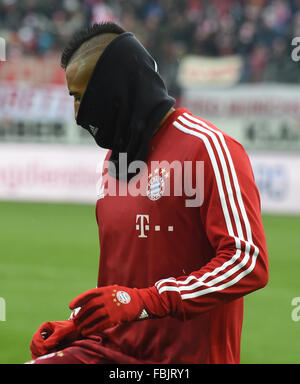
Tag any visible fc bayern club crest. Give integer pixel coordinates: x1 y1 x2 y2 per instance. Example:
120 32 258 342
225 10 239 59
116 291 131 304
146 168 168 201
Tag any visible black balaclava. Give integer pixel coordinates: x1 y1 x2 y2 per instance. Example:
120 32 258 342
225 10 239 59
76 32 175 180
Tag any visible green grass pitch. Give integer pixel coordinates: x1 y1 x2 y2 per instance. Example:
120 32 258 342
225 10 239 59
0 201 299 364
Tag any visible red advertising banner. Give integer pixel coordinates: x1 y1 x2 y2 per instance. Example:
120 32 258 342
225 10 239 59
0 54 66 85
0 82 73 122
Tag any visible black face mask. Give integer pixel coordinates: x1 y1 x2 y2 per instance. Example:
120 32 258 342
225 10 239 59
76 32 175 180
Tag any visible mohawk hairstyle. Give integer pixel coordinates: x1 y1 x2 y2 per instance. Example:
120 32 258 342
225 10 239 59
61 22 126 70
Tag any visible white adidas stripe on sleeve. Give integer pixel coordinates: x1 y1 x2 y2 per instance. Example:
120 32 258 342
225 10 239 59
155 113 259 300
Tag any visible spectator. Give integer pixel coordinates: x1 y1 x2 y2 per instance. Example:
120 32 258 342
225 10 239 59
0 0 299 90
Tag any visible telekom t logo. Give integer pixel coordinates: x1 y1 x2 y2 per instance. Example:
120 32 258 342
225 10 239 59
136 215 149 238
136 214 174 238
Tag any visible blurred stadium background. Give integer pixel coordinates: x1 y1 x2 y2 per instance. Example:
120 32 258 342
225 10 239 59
0 0 299 364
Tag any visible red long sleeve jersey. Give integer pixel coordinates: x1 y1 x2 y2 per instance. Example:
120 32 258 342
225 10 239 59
95 108 269 364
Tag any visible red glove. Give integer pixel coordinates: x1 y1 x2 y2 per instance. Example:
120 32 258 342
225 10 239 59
69 285 171 336
30 320 79 359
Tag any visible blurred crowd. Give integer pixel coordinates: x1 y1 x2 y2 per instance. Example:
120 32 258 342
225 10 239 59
1 0 300 92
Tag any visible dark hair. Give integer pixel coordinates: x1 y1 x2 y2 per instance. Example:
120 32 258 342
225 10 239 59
61 22 126 70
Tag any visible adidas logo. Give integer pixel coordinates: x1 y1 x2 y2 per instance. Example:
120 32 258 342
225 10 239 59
89 124 99 136
138 309 149 319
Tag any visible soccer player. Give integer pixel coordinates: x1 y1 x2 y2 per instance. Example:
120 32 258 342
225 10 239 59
28 22 269 364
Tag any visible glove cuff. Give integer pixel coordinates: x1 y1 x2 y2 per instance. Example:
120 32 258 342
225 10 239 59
137 286 171 319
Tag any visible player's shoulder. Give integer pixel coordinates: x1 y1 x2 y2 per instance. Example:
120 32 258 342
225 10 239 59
172 108 246 157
